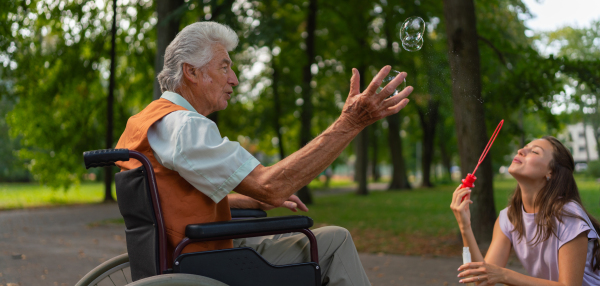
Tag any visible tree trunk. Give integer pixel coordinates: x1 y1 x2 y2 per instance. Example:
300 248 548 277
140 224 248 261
356 126 369 195
104 0 117 202
370 124 380 182
387 113 411 190
438 126 453 181
153 0 185 100
443 0 496 243
355 65 369 195
271 53 285 160
416 101 439 188
296 0 317 204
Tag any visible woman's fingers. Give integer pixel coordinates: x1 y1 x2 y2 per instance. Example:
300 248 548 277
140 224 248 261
458 262 483 271
451 184 465 202
452 188 471 208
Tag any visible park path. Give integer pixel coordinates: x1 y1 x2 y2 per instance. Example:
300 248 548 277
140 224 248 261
0 202 525 286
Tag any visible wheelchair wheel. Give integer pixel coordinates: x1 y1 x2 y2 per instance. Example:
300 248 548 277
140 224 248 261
127 274 228 286
75 253 131 286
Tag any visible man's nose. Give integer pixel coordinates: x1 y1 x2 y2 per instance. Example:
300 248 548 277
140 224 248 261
229 70 239 87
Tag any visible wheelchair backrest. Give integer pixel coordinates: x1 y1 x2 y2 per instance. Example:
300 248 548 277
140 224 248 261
114 166 159 281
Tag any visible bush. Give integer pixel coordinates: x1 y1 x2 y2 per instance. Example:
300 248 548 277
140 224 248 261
587 160 600 179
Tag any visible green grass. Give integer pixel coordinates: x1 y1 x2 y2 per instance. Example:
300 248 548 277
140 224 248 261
0 182 113 209
268 176 600 255
2 177 598 256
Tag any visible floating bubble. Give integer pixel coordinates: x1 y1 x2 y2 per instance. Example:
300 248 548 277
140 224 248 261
400 16 425 52
377 69 407 98
402 36 424 52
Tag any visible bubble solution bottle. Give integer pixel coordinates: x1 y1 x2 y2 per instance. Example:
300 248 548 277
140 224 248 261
462 247 475 286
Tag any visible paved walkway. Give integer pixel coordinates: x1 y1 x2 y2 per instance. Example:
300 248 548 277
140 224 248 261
0 203 525 286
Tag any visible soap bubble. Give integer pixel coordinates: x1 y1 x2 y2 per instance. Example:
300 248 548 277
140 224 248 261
400 16 425 52
377 69 407 98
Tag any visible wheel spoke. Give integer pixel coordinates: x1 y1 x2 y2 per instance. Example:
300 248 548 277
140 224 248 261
108 274 117 286
121 268 129 283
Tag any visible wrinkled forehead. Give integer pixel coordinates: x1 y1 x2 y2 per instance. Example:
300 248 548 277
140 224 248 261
210 44 232 65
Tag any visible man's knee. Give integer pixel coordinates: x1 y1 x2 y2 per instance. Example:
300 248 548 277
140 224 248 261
314 226 354 252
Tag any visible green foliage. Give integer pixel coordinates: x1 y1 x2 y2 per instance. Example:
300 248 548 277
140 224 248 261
2 0 598 191
587 161 600 179
2 0 155 189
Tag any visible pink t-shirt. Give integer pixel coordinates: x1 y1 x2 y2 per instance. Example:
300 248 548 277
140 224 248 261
499 202 600 285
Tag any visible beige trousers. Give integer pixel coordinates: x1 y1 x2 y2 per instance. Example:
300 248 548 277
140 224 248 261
233 226 370 286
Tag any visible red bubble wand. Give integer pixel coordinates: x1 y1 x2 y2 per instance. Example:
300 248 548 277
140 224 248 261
460 119 504 202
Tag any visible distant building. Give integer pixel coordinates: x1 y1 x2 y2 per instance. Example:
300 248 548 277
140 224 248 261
565 123 599 163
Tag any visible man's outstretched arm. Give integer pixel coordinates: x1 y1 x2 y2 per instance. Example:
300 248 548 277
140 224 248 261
234 66 413 206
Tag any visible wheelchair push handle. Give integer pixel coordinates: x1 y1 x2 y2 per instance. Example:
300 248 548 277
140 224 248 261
83 149 130 169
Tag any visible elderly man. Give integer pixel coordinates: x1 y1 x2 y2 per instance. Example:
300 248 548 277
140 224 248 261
115 21 412 285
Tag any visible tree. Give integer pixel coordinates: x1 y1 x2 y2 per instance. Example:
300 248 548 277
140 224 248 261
153 0 185 100
443 0 496 242
104 0 117 202
296 0 318 204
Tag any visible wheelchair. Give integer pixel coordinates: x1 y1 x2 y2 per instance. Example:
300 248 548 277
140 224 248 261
76 149 321 286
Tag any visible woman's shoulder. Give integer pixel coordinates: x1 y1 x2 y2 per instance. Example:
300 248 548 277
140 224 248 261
498 207 514 239
498 206 512 222
561 201 589 220
558 201 598 241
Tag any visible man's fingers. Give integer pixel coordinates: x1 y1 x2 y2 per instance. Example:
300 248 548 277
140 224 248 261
283 201 298 212
288 195 309 212
378 72 407 100
364 65 391 96
383 85 413 109
385 98 410 116
349 68 361 96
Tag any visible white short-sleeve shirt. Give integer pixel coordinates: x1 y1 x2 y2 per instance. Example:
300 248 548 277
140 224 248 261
147 91 261 203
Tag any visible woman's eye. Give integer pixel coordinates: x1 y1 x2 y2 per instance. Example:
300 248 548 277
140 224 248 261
532 151 538 154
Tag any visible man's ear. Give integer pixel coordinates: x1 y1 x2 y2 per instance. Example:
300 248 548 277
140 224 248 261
182 63 199 85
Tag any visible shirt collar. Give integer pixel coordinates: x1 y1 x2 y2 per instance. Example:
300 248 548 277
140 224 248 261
161 91 198 114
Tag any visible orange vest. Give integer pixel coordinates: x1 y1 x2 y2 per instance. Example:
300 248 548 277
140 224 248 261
115 98 233 264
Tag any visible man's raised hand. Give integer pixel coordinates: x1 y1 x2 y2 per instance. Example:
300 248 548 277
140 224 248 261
341 65 412 129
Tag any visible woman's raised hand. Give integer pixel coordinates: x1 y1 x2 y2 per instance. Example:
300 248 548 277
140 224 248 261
451 185 473 230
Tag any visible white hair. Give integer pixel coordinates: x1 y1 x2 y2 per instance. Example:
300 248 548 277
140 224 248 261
157 22 238 93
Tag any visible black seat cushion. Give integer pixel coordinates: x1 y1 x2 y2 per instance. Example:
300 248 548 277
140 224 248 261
186 216 313 239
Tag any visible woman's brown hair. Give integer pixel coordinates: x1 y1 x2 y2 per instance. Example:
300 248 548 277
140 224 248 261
507 136 600 270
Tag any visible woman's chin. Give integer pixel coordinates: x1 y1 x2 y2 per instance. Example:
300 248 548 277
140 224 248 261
507 166 519 177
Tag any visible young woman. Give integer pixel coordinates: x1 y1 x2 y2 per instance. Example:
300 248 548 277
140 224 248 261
451 136 600 285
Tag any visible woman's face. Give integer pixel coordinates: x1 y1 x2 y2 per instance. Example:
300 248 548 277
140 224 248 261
508 139 554 182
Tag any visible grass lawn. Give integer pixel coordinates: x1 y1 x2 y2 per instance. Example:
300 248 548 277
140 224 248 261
0 182 111 209
2 176 598 256
268 176 600 256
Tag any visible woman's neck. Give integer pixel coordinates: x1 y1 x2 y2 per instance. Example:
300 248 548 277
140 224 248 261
517 178 546 213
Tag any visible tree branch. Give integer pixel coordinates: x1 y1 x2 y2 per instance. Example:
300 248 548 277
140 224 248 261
477 35 508 68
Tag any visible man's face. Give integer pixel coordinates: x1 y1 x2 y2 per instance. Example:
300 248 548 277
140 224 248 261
195 44 239 114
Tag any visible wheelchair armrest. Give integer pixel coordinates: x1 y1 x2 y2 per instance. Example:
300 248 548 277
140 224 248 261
230 208 267 218
185 215 313 240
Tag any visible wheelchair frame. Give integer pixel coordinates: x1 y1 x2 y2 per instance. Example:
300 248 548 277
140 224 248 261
79 149 322 286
